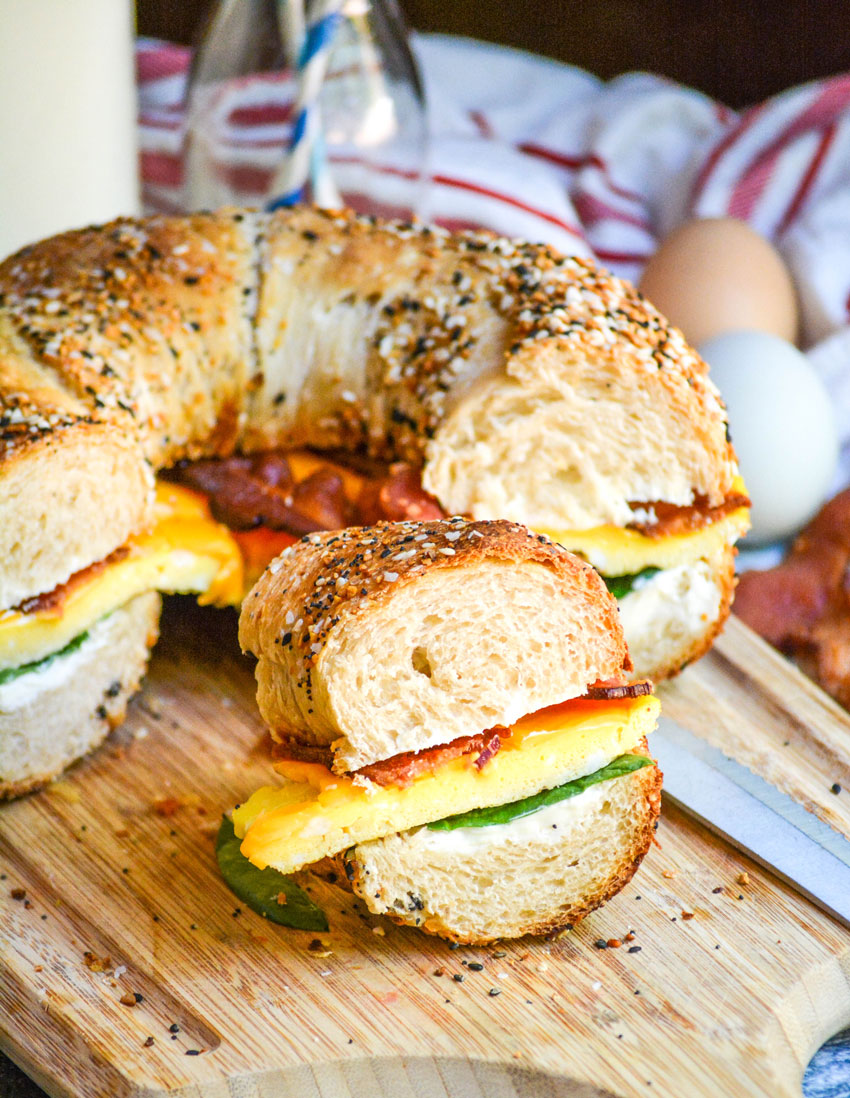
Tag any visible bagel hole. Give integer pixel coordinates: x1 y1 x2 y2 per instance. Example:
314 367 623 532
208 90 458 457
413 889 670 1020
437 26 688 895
411 647 433 678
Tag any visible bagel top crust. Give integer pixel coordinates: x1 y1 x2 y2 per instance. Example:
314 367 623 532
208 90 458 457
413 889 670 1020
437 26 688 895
0 206 738 609
238 520 631 770
239 517 627 672
0 210 258 465
249 208 737 529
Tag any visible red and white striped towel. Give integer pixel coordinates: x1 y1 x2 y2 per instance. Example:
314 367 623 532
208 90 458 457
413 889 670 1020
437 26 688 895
138 33 850 441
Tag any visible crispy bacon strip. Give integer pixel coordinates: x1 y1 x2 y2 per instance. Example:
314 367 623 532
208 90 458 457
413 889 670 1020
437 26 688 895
15 546 130 615
177 449 743 542
356 462 445 524
472 732 501 770
271 738 336 767
628 490 750 537
354 728 503 788
171 452 445 538
735 487 850 708
353 724 505 786
585 679 653 700
274 728 503 789
170 453 353 533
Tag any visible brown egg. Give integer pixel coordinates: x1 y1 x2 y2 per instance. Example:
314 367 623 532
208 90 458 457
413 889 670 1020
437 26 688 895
638 217 798 347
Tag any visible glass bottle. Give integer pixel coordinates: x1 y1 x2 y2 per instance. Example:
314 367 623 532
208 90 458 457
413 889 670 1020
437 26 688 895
182 0 428 220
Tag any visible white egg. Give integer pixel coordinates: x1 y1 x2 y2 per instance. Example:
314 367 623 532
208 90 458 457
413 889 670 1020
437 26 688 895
698 330 838 545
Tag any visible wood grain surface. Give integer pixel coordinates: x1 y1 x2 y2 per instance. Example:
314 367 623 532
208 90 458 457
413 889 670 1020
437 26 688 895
2 600 850 1098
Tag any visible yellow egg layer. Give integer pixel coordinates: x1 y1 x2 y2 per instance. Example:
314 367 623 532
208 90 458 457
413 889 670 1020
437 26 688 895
0 482 243 671
234 693 660 874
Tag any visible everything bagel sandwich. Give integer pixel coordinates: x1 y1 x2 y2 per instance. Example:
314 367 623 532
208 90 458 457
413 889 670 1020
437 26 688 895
0 206 745 796
233 520 661 944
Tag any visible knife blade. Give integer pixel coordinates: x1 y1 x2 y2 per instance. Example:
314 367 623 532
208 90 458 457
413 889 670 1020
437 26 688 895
652 714 850 929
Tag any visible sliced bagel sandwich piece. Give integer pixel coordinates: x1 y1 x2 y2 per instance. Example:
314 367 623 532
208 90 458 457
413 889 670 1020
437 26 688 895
234 519 661 943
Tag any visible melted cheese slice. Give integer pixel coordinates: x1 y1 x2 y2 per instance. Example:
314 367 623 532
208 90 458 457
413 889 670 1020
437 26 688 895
0 483 243 672
234 693 659 874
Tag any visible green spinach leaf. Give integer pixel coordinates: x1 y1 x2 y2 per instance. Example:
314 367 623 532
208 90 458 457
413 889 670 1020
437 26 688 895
0 628 91 685
603 567 660 601
215 816 328 931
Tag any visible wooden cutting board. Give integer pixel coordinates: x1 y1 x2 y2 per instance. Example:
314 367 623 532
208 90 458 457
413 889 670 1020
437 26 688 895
2 601 850 1098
